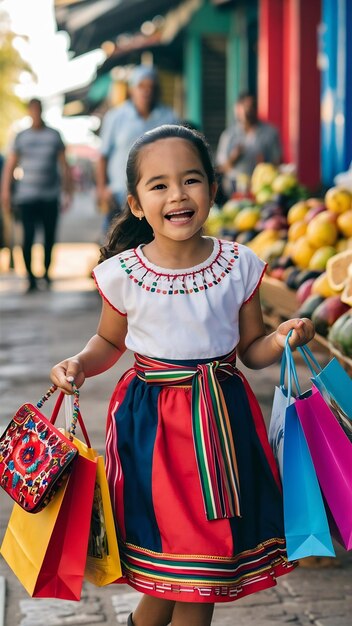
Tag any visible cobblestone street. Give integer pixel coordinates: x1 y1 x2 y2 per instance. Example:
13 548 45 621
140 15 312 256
0 191 351 625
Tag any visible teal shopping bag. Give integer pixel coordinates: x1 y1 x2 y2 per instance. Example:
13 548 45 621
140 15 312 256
269 335 335 561
297 344 352 420
283 399 335 560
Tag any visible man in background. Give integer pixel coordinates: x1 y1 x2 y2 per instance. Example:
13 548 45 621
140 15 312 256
1 98 72 292
216 92 282 198
96 65 179 233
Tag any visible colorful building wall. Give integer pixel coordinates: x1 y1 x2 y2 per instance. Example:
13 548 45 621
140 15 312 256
320 0 352 186
258 0 352 189
257 0 321 190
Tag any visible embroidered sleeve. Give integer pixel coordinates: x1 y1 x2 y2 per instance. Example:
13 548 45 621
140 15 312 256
238 245 267 304
92 256 127 316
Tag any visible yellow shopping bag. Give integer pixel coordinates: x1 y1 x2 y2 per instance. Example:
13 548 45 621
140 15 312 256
85 455 122 586
0 434 97 600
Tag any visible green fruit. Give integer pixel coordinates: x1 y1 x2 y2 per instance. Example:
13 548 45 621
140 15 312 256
338 315 352 357
296 294 324 319
329 312 352 356
308 246 336 270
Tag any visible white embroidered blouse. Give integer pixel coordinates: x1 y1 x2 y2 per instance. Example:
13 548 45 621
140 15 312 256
92 238 266 360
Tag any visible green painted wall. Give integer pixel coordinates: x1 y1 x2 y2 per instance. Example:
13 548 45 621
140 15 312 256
187 1 231 34
185 35 202 126
184 1 258 128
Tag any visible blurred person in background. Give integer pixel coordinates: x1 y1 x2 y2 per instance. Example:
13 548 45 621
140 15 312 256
216 92 282 199
96 65 179 234
1 98 72 292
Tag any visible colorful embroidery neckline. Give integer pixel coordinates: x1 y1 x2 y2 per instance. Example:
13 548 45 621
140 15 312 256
137 236 219 276
118 239 240 295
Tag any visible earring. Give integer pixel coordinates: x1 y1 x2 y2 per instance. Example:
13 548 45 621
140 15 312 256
139 214 143 221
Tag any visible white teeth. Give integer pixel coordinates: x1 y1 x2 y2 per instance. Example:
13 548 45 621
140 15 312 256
166 210 192 217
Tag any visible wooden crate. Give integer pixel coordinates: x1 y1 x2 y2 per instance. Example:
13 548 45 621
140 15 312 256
260 276 298 322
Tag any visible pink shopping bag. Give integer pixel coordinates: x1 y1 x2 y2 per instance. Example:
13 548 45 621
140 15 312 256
295 385 352 550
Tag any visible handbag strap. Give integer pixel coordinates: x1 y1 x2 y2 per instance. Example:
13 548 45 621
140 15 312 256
35 383 91 445
61 392 92 448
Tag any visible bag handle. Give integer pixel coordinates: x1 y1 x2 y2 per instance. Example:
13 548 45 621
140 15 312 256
280 338 300 392
297 344 323 376
62 391 92 448
284 331 302 403
36 384 91 447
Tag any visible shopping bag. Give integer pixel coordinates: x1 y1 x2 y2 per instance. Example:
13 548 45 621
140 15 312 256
268 347 298 479
295 383 352 550
64 393 121 586
269 338 335 560
0 397 97 600
85 455 122 586
297 344 352 420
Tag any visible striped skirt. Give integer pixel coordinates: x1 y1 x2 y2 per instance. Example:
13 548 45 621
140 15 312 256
105 353 296 604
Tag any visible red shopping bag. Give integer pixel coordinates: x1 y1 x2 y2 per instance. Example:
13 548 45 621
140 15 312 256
1 396 97 600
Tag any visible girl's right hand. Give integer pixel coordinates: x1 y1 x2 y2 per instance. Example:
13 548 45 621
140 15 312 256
51 358 86 394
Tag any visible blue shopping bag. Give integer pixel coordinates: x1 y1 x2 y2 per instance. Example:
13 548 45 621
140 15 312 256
269 335 335 561
297 344 352 420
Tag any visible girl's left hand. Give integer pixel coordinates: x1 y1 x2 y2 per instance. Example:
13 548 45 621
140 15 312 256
275 318 315 350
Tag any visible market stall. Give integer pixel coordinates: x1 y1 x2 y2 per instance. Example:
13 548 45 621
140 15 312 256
260 275 352 377
206 163 352 376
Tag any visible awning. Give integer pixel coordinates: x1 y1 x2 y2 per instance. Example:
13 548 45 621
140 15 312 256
55 0 185 57
96 0 202 74
63 73 112 115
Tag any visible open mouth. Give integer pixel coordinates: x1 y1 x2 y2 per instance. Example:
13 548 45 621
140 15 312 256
165 209 195 222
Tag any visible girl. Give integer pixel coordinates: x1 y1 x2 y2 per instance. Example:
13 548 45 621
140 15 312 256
51 125 314 626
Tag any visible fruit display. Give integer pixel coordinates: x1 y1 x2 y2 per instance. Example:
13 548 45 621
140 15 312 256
310 296 350 337
204 170 352 358
326 250 352 292
250 163 301 205
328 311 352 356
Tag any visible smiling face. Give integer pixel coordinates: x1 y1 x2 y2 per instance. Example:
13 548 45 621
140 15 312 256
128 137 216 246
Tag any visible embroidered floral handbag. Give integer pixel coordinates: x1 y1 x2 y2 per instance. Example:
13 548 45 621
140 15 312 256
0 385 79 513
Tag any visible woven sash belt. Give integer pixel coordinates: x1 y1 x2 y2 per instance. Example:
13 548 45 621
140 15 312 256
134 350 240 521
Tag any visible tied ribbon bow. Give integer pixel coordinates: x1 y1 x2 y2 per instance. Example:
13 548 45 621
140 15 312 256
134 352 241 520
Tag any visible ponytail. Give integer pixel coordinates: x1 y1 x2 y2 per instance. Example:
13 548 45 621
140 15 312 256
99 204 153 262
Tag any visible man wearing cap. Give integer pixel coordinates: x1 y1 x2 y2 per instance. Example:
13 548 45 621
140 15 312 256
96 65 179 231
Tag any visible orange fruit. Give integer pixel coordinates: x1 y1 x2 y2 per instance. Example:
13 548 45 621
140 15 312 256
306 218 338 247
341 276 352 306
337 210 352 237
287 201 309 225
326 250 352 291
291 236 316 269
288 220 307 241
325 187 352 214
311 272 340 298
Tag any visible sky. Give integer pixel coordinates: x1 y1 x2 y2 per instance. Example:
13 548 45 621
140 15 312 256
1 0 106 144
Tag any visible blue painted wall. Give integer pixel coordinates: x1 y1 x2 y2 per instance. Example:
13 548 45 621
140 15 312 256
320 0 352 185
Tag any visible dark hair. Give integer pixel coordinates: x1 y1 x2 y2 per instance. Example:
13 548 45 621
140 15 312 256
99 124 215 261
28 98 42 109
236 92 256 104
